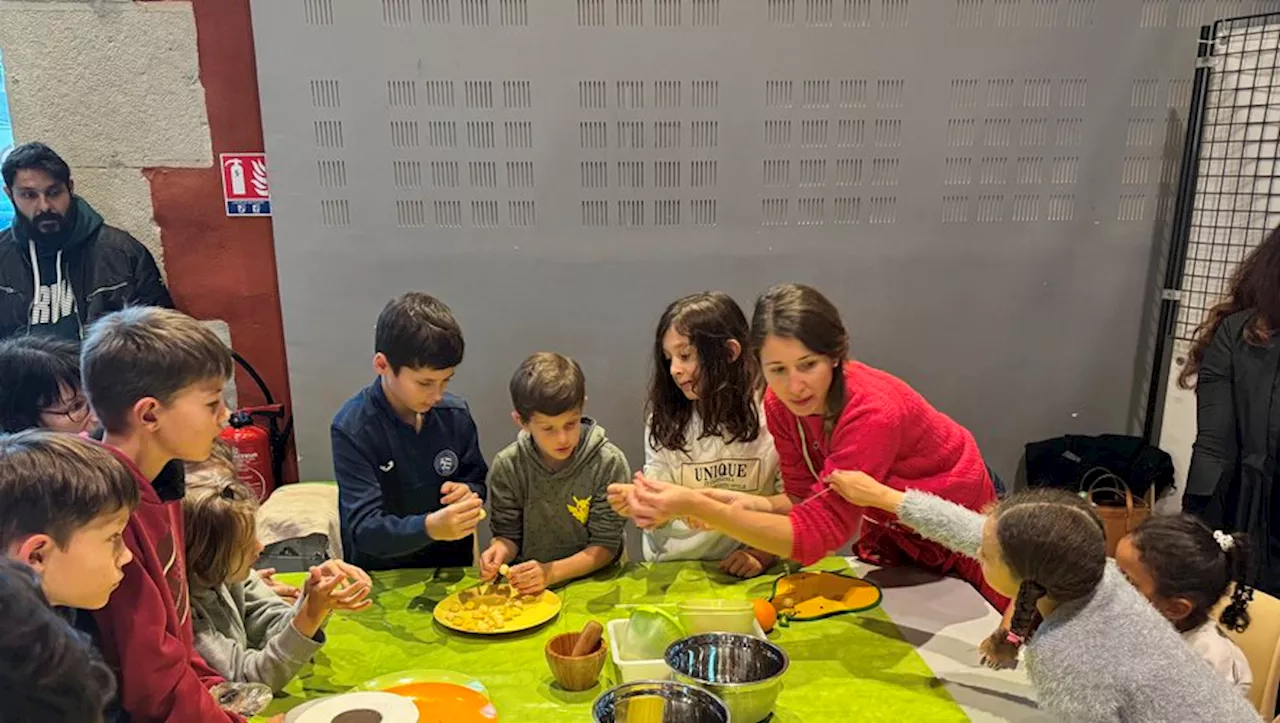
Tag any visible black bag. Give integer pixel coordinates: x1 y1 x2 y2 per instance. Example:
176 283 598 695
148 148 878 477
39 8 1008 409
1019 434 1175 500
253 532 331 574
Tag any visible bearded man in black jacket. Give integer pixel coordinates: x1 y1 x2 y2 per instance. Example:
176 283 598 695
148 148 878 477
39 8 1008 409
0 142 172 340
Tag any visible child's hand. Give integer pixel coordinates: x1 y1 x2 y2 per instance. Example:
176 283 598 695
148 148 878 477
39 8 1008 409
291 562 369 639
978 631 1019 670
507 560 550 596
300 562 371 616
425 494 485 541
631 475 696 528
719 548 776 578
440 481 472 505
825 470 904 512
256 567 301 602
479 541 513 582
315 560 373 611
606 482 635 518
629 473 675 529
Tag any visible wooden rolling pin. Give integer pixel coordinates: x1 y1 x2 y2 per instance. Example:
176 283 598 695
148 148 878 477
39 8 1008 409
570 620 604 656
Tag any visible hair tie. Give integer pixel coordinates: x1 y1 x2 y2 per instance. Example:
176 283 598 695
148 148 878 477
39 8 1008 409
1213 530 1235 552
1004 630 1024 647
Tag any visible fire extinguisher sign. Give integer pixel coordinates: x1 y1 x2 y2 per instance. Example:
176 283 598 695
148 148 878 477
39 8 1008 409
220 153 272 217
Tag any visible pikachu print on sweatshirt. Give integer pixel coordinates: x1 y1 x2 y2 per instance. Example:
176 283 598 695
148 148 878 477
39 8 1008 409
567 494 591 525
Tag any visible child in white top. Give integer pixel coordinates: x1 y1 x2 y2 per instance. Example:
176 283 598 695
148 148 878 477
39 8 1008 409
609 292 783 577
641 409 780 565
1116 509 1254 696
1115 514 1253 698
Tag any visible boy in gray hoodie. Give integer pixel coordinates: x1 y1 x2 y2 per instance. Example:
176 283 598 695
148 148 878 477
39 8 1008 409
479 353 628 595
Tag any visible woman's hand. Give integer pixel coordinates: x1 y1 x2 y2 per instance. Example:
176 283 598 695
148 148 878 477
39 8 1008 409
701 488 774 513
825 470 904 512
631 475 699 528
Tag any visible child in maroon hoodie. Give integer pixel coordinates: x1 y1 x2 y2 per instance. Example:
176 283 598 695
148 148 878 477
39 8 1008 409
81 306 244 723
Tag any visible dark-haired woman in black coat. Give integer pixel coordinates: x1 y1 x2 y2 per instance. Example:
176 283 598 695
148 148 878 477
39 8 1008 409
1181 224 1280 596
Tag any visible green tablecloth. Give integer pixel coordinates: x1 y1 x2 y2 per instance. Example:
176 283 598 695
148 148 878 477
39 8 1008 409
259 558 966 722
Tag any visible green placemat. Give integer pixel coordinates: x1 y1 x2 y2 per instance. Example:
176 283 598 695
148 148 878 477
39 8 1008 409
256 558 965 722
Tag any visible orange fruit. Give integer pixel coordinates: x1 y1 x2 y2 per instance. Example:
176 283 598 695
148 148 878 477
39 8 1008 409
752 598 777 633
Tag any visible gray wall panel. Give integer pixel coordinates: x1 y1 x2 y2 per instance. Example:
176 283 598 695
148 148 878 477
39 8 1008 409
251 0 1280 483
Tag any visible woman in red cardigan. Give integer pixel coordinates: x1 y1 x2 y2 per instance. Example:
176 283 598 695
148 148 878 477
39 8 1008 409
627 283 1007 607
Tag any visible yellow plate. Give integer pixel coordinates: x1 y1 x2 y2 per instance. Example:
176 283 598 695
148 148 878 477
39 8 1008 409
433 584 562 635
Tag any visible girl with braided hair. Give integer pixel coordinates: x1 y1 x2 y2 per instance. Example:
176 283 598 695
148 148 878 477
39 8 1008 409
1116 515 1254 698
827 471 1259 723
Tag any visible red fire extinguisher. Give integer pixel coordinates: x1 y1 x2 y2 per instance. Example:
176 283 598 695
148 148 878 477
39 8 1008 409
220 404 285 501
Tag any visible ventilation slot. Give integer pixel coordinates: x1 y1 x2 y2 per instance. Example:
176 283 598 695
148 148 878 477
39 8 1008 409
435 201 462 228
396 200 426 227
314 120 344 149
430 162 459 189
505 121 532 149
465 81 494 110
393 160 422 189
387 80 417 108
317 160 347 188
311 79 341 108
500 0 528 25
504 80 531 109
461 0 490 26
427 122 458 151
304 0 334 25
692 0 719 25
422 0 450 23
579 0 606 25
507 161 534 188
509 200 536 227
383 0 413 26
320 199 349 227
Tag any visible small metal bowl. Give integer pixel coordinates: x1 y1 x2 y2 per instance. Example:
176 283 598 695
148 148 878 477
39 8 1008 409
665 633 789 723
592 679 729 723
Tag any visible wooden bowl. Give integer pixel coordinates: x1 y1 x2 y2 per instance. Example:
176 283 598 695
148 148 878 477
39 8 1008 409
545 631 607 692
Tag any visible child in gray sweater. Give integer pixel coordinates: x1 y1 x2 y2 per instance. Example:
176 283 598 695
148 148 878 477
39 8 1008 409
479 353 627 595
184 465 372 693
827 470 1260 723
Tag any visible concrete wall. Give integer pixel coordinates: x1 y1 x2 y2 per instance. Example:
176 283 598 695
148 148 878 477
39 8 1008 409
0 0 210 270
0 0 296 477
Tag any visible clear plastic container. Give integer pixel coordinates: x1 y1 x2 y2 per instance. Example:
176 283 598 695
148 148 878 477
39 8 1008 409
608 619 674 683
676 600 757 636
608 617 766 684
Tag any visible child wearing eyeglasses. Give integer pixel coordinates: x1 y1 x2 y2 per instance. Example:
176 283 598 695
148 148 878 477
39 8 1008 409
0 335 97 434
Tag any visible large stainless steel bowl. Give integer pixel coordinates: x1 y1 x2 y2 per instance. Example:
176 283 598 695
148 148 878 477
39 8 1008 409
592 680 729 723
664 633 789 723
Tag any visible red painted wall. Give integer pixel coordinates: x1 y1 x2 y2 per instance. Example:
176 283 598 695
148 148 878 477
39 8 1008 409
143 0 297 481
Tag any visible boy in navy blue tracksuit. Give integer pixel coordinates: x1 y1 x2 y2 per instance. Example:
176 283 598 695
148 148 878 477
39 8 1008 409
331 293 488 570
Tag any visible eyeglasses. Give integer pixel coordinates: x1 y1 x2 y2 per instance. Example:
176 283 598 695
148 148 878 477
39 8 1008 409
43 395 92 423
